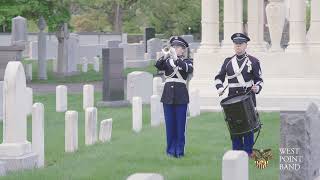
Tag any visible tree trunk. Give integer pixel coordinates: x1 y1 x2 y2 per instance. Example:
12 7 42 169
113 2 123 32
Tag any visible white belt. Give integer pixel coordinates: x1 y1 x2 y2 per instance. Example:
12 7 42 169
165 78 186 84
228 80 253 88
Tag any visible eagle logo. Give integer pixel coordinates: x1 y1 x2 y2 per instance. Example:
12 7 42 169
252 149 273 169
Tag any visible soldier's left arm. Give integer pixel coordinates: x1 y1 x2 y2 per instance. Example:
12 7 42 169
252 59 263 94
175 58 193 73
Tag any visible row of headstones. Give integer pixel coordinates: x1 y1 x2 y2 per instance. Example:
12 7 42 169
56 84 112 152
127 72 201 117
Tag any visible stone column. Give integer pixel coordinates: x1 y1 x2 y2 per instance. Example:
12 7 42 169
56 85 67 112
220 0 243 53
83 84 94 110
65 111 78 152
307 0 320 51
132 97 142 133
247 0 267 52
85 107 98 146
222 151 248 180
286 0 306 52
38 16 47 80
150 95 161 127
266 0 286 52
197 0 219 53
99 119 112 142
32 103 44 168
56 23 69 76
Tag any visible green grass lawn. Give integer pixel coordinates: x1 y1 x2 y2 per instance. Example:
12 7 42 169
23 60 157 84
0 93 279 180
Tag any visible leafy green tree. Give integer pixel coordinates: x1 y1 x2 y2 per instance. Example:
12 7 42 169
0 0 71 32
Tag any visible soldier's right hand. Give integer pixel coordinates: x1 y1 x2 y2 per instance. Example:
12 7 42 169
217 87 224 96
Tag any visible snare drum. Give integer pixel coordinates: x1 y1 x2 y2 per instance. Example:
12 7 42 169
220 93 261 137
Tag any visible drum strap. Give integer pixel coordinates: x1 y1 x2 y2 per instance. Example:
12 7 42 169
226 56 248 84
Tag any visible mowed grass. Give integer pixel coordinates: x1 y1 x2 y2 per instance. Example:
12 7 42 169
0 93 279 180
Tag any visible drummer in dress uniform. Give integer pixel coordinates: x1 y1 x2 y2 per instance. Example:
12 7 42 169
155 36 193 158
214 33 263 157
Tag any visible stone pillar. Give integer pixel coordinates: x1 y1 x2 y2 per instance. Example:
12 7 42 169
99 119 112 142
56 85 67 112
307 0 320 51
56 23 69 76
32 103 44 168
150 95 160 127
222 151 248 180
65 111 78 152
197 0 219 53
286 0 306 52
85 107 98 146
67 33 79 73
0 61 37 171
132 97 142 133
38 16 47 80
220 0 243 53
247 0 267 52
83 84 94 110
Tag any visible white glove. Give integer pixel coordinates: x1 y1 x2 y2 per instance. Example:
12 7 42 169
169 47 178 61
217 87 224 96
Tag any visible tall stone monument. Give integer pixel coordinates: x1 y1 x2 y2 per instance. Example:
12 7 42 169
0 61 37 172
38 16 47 80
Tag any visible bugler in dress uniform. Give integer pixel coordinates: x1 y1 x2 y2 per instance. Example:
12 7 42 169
155 36 193 158
214 33 263 157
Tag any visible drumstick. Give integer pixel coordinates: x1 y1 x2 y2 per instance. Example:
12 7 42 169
219 85 229 97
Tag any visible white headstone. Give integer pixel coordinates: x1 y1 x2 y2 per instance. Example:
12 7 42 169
99 118 112 142
189 89 200 117
83 84 94 110
65 111 78 152
56 85 67 112
127 71 153 104
82 57 88 72
93 56 100 72
150 95 161 127
222 150 248 180
127 173 164 180
152 77 163 96
26 87 33 115
132 97 142 133
32 103 44 168
85 107 98 146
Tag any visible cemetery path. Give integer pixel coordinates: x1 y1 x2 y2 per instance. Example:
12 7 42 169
27 81 103 94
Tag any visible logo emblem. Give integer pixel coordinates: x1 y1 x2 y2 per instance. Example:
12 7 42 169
252 149 273 169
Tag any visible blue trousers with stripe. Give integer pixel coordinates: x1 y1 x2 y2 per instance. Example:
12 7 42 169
163 103 188 157
232 131 254 155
